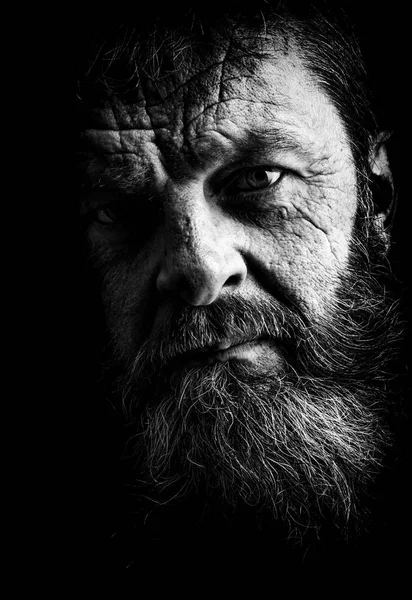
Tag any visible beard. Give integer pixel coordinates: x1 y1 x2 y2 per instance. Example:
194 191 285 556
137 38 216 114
110 212 402 543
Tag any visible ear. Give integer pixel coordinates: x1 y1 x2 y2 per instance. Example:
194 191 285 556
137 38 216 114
369 131 396 234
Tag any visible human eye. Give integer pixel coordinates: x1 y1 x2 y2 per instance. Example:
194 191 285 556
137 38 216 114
80 186 135 228
216 165 290 227
85 190 164 252
94 203 129 225
225 166 284 194
88 191 143 228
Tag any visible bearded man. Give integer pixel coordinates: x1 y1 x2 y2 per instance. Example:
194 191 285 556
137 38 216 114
78 1 408 576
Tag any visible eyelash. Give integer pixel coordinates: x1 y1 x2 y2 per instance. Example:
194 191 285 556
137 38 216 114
224 166 284 193
219 166 286 209
94 205 121 225
91 204 126 226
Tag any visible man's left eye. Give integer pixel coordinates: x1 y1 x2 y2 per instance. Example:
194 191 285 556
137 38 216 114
227 167 283 192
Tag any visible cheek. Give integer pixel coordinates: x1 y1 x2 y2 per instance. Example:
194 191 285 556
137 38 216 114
99 245 159 360
247 211 354 316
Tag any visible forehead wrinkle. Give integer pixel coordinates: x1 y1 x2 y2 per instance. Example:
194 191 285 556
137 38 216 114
138 34 272 142
80 47 350 186
182 96 280 133
158 60 230 104
179 57 320 147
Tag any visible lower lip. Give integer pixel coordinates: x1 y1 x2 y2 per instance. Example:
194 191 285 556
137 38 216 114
188 339 278 366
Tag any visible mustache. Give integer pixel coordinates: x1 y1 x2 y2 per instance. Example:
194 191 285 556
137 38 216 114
126 294 307 381
122 279 402 415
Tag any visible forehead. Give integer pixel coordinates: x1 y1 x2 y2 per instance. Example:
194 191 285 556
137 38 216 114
82 43 350 179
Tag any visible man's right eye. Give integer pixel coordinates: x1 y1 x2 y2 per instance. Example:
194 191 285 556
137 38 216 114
94 206 120 224
89 200 164 249
93 202 137 226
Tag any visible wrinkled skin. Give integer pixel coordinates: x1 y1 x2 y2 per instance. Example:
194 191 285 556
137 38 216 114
77 15 409 580
83 46 359 364
78 35 411 572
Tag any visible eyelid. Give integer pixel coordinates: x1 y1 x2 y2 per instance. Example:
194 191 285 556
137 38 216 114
92 197 133 225
223 165 285 193
95 207 117 224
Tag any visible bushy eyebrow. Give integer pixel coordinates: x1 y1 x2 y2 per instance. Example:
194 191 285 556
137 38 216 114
229 127 317 162
78 151 153 197
181 124 321 172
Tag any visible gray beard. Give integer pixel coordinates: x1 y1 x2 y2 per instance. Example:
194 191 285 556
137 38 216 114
117 221 402 541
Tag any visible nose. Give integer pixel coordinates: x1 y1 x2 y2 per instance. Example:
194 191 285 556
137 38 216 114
156 187 247 306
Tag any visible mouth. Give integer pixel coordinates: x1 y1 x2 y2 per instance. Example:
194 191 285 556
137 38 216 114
183 336 278 367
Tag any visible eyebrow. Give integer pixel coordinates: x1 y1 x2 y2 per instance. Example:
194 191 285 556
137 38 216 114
231 127 316 162
78 150 153 198
181 124 319 172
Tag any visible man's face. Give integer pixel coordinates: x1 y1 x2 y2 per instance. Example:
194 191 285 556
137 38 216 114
82 41 396 535
85 46 357 358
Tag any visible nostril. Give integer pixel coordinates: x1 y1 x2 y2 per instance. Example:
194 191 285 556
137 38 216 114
225 273 244 288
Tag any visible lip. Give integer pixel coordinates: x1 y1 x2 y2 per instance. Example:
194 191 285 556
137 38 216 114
185 337 270 366
213 340 262 361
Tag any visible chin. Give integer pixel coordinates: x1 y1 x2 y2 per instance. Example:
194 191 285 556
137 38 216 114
123 357 389 544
